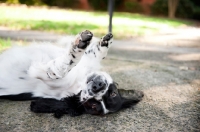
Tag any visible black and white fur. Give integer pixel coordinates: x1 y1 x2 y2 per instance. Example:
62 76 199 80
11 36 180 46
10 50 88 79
0 30 143 117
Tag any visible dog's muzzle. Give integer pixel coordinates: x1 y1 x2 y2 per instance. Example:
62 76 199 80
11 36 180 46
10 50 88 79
91 77 106 94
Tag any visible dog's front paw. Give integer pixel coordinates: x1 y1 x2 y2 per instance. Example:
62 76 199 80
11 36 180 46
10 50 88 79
74 30 93 49
54 110 65 118
100 33 113 48
30 101 40 113
68 109 83 117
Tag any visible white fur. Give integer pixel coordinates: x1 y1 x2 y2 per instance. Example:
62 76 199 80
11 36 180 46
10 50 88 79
0 35 113 100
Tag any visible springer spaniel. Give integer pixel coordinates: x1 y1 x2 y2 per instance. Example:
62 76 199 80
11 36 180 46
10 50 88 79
0 30 143 118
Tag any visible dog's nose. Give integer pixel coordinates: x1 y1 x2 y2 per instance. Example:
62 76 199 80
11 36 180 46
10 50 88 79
92 81 105 93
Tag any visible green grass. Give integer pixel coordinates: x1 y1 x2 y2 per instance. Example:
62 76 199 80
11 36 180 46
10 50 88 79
0 5 193 39
0 38 11 51
0 38 28 52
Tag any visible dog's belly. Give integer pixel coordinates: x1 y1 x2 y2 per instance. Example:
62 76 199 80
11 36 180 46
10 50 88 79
0 45 67 97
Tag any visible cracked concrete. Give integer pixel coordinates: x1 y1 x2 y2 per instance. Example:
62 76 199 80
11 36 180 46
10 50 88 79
0 28 200 132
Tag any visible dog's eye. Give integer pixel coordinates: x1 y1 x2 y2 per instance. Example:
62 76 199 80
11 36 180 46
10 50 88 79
110 92 116 97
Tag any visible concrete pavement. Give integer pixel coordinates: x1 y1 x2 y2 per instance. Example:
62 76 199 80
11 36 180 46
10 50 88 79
0 29 200 132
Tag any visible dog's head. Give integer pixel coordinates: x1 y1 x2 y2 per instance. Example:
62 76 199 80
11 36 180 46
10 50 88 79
81 72 112 102
81 72 144 115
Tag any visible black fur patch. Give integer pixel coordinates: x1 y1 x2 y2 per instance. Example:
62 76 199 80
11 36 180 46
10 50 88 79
30 93 104 118
19 77 25 80
88 49 93 54
77 41 88 49
30 94 85 118
70 60 74 65
97 45 100 51
102 83 143 113
71 54 76 58
0 93 40 101
101 41 109 48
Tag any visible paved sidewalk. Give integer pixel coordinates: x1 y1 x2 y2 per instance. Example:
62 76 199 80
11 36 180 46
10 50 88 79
137 27 200 47
0 29 63 42
0 29 200 132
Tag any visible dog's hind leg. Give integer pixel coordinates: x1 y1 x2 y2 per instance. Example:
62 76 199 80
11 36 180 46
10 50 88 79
28 30 93 81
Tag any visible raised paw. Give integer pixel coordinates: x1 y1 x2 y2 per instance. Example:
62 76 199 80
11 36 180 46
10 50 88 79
100 33 113 48
69 30 93 63
45 30 94 80
74 30 93 49
84 33 113 60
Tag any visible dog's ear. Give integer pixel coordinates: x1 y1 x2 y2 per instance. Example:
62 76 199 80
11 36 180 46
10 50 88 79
119 89 144 109
114 81 119 86
121 97 140 108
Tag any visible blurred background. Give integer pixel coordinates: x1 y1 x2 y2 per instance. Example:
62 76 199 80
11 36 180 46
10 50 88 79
0 0 200 50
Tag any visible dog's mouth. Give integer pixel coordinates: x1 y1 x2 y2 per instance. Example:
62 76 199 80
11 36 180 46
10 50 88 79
82 98 104 115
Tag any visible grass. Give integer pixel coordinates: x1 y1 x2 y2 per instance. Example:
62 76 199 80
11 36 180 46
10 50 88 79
0 38 11 51
0 5 194 39
0 38 28 52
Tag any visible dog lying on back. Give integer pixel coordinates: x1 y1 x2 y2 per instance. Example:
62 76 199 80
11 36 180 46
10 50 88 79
0 30 144 117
